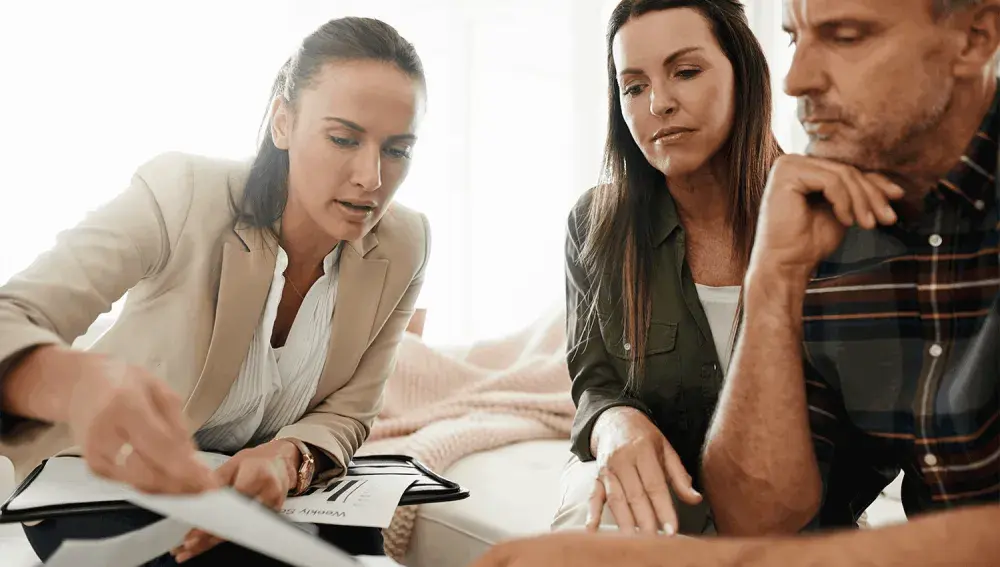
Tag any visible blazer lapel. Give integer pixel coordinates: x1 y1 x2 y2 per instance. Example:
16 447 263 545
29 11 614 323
311 232 388 405
184 225 276 431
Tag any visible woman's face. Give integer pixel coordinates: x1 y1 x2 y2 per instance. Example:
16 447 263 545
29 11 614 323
272 60 425 243
613 8 735 179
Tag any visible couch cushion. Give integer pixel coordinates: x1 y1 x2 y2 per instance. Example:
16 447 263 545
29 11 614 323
403 440 570 567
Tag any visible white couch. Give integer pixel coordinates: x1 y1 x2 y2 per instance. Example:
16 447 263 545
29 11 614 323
403 440 569 567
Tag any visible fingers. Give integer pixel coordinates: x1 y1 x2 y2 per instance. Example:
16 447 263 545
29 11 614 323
229 459 288 510
600 469 636 533
172 529 223 563
120 385 209 493
585 479 605 532
832 169 896 229
212 458 238 487
78 364 215 495
119 392 206 494
81 417 176 494
634 449 677 535
788 164 856 225
841 170 880 229
171 458 289 563
145 378 217 490
863 173 904 223
784 156 904 229
615 463 659 534
661 445 702 506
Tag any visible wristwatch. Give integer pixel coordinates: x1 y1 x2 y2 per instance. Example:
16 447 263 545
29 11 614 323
285 438 316 496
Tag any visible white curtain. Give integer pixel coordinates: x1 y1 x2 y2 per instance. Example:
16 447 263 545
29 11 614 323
0 0 799 347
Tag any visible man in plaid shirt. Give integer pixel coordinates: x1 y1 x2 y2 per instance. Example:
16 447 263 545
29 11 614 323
701 0 1000 560
472 1 998 566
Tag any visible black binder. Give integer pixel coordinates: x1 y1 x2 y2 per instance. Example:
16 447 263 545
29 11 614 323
0 454 469 524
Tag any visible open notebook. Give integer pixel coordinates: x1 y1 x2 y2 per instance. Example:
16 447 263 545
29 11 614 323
0 451 468 525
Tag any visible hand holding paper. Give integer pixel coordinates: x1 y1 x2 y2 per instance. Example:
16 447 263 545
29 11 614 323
63 353 216 494
171 440 301 562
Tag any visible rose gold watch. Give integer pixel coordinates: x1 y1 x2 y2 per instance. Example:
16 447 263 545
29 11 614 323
285 438 316 496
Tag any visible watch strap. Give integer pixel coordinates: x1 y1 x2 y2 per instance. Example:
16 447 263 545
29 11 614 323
284 438 316 496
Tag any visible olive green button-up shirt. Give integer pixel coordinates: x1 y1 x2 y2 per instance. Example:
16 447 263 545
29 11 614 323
565 188 728 480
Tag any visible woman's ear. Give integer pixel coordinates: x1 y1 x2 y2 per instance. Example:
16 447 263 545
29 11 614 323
270 97 291 150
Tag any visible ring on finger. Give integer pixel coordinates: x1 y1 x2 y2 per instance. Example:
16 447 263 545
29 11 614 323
115 442 134 467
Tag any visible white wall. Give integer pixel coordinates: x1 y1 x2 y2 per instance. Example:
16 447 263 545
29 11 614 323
0 1 799 346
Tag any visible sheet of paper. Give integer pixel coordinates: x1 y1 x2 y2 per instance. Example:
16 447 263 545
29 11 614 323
357 555 405 567
6 457 130 511
44 517 190 567
6 453 229 511
284 475 415 527
128 488 360 567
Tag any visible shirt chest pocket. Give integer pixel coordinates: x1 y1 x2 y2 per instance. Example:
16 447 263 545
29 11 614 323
598 311 682 388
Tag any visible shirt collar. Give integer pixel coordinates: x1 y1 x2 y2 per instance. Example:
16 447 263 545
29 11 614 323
652 187 681 247
276 243 342 277
935 81 1000 217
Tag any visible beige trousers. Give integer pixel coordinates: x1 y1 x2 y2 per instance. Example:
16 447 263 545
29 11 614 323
550 454 715 535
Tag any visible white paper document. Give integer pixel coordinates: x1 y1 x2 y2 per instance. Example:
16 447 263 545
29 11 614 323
128 488 360 567
282 475 414 527
6 457 131 511
6 453 230 511
6 455 415 527
44 517 190 567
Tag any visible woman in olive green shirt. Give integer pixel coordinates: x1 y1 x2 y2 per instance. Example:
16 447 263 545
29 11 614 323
553 0 781 536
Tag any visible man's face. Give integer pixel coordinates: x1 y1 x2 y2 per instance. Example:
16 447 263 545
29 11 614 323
783 0 963 170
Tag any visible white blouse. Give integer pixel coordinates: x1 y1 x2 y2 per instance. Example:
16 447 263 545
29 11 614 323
694 283 741 375
194 244 341 453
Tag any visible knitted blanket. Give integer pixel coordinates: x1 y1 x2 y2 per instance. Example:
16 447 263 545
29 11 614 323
356 307 575 559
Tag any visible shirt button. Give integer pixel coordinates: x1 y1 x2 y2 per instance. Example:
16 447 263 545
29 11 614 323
623 342 631 351
929 343 943 357
924 453 938 467
929 234 943 247
973 199 986 211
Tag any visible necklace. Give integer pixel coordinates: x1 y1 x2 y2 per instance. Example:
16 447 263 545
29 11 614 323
286 277 306 300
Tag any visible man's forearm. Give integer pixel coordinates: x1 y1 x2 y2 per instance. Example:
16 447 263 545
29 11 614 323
748 505 1000 567
701 267 822 534
623 504 1000 567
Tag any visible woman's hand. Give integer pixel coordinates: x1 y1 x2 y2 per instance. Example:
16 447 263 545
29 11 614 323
65 353 216 494
588 407 702 535
171 439 301 563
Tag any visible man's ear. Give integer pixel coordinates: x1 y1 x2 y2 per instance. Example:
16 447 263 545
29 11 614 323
951 1 1000 78
270 97 291 150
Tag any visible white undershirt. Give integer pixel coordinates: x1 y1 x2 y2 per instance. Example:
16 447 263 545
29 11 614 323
694 284 741 374
194 244 341 453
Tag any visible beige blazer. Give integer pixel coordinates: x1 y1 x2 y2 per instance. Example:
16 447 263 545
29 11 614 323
0 152 430 483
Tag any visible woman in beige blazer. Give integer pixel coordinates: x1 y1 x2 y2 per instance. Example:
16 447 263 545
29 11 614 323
0 16 429 564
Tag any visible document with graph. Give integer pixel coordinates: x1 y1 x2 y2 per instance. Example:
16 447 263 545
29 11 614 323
281 475 414 527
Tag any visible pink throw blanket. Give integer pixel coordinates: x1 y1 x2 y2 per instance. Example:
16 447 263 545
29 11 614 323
356 308 575 559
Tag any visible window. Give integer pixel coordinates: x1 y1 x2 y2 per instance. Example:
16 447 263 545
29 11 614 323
0 0 796 345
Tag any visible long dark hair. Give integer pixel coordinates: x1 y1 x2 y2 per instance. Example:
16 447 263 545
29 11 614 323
232 17 425 234
581 0 782 389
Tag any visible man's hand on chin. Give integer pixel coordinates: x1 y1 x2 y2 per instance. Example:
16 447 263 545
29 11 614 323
469 531 749 567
